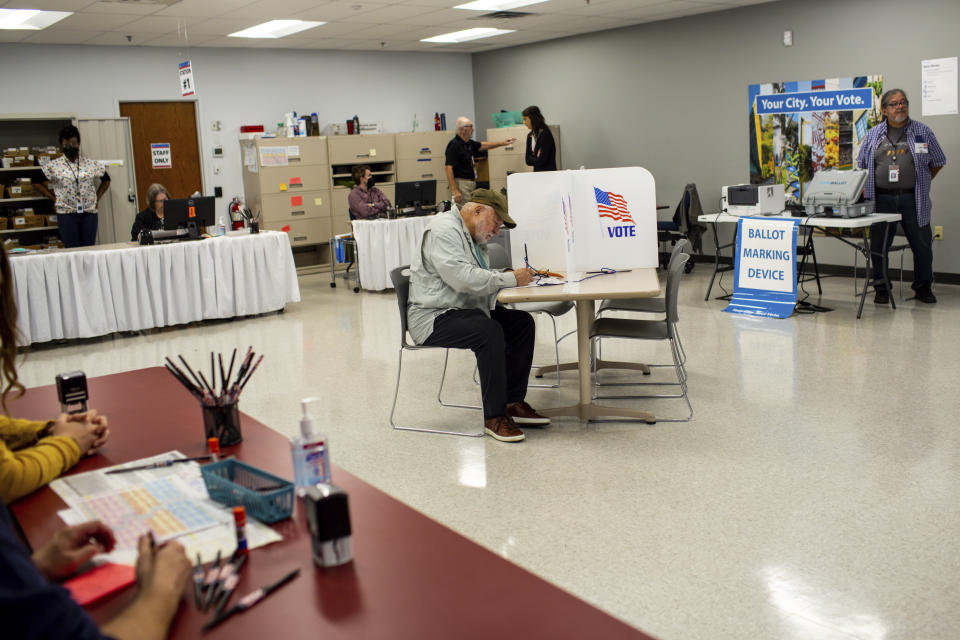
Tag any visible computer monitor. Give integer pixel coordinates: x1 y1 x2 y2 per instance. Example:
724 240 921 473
394 180 436 215
163 196 216 238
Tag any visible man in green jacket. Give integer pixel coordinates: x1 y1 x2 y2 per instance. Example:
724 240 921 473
408 189 549 443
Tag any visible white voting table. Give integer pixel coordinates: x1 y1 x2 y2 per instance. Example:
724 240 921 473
698 212 901 319
351 216 433 291
9 230 300 345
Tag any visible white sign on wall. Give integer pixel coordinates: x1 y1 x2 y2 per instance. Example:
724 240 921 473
151 143 172 169
921 56 958 116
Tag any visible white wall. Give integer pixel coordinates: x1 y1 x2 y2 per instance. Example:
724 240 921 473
472 0 960 275
0 43 475 209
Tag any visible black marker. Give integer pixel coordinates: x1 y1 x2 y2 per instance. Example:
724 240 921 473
203 569 300 632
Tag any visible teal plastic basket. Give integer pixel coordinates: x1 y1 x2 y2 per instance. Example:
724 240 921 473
201 459 294 524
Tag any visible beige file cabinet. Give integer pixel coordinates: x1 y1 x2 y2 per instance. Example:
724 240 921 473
396 131 454 206
242 136 333 273
328 133 395 164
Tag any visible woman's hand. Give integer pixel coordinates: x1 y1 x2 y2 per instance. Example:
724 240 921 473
31 520 116 581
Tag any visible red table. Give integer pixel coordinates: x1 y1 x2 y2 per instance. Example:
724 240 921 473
9 367 655 639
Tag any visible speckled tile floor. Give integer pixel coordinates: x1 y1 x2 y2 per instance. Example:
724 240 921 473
17 267 960 640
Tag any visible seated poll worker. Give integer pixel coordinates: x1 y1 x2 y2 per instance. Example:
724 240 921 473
130 183 169 240
856 88 945 305
0 500 191 640
0 243 109 503
407 189 548 443
347 165 392 220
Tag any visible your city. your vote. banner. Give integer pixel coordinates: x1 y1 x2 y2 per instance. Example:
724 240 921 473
724 217 800 318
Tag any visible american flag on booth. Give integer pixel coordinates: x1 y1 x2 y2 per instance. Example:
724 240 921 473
594 187 635 224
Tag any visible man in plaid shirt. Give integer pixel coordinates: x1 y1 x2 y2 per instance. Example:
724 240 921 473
856 88 946 304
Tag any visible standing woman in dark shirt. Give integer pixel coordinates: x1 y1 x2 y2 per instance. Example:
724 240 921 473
522 106 556 172
130 183 169 240
34 125 111 248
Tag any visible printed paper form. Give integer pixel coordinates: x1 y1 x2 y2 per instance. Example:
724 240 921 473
52 451 282 565
259 147 288 166
922 57 958 116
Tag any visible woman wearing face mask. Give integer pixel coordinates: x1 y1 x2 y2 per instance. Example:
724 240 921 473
33 125 111 248
347 164 391 220
130 183 169 241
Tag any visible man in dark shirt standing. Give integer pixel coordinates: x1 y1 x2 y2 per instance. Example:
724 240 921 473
445 117 516 205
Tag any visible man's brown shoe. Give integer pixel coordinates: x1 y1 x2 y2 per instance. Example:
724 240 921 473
484 416 525 442
507 401 550 426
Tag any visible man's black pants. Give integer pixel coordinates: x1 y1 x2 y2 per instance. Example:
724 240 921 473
423 306 535 420
871 189 934 292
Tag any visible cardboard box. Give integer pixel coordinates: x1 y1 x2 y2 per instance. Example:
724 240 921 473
0 217 7 230
7 179 35 198
45 214 58 226
12 208 35 216
11 214 44 229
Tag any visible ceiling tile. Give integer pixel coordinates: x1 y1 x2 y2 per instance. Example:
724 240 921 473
0 30 31 42
350 4 441 24
82 31 169 46
54 11 140 30
296 1 385 21
83 1 165 15
152 0 258 18
117 15 208 34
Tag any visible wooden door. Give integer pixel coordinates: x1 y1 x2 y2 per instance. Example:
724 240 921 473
119 101 203 210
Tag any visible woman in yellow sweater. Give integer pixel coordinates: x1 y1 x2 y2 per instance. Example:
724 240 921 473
1 244 109 503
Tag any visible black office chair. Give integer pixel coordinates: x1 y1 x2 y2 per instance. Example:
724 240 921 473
388 266 483 437
657 183 704 273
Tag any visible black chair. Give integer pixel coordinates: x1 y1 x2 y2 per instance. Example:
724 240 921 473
657 183 704 273
388 266 482 437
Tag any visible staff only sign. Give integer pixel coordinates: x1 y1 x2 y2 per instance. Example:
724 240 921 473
724 217 800 318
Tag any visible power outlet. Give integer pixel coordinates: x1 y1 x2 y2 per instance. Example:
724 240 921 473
214 186 223 198
934 225 944 240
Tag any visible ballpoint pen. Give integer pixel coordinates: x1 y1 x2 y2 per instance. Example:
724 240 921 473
203 569 300 631
105 455 213 474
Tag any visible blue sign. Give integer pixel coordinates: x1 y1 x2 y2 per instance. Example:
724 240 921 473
754 88 873 115
724 217 800 318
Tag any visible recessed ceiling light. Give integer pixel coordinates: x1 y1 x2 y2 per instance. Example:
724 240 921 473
229 20 326 39
421 27 515 43
0 9 72 30
454 0 548 10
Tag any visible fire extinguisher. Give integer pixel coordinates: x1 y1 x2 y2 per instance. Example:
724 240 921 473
228 197 244 230
434 112 441 131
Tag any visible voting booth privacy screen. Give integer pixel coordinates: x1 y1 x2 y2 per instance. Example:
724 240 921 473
508 168 658 274
724 217 800 319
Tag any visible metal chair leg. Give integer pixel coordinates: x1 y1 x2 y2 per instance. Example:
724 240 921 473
391 347 483 437
438 349 482 410
529 312 563 389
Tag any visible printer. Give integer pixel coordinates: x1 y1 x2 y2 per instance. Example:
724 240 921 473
721 183 785 216
802 169 874 218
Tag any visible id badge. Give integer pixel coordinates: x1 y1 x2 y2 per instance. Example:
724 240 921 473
76 200 84 214
888 167 900 183
914 142 929 154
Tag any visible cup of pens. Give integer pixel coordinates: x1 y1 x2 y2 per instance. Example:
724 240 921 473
164 348 263 449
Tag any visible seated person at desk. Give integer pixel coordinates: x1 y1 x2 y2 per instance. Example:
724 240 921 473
1 501 191 640
348 165 391 220
407 189 547 443
130 183 169 240
0 244 109 503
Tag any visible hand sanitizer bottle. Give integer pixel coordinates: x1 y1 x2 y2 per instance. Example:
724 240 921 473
291 397 331 496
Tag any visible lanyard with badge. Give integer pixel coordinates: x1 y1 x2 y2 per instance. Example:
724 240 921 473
885 127 906 184
66 155 84 213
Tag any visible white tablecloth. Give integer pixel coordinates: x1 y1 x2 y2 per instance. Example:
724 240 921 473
10 231 301 345
351 216 433 291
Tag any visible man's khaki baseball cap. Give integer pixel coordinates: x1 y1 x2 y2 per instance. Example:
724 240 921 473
470 189 516 229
